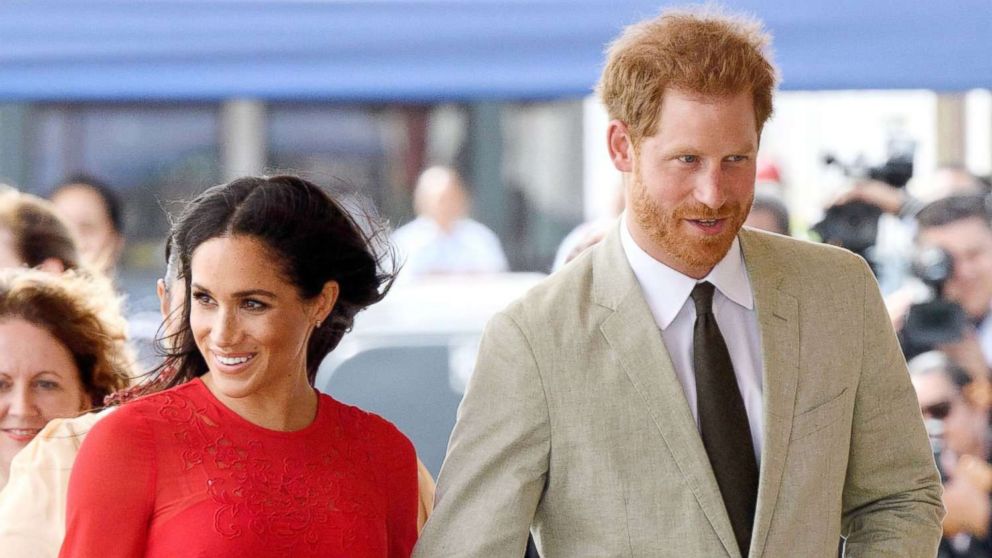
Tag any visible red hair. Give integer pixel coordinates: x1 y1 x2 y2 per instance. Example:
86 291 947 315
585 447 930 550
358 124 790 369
597 7 778 144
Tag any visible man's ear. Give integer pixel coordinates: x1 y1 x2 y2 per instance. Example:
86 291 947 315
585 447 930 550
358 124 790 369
607 120 635 173
313 280 340 327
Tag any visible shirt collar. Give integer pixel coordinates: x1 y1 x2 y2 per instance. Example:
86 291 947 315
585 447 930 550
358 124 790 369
619 214 754 329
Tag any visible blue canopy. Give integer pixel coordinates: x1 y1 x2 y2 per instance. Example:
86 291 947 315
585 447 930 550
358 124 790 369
0 0 989 102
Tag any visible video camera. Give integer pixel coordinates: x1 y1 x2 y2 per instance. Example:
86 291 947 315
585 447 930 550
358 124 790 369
812 138 916 270
822 148 914 190
898 247 968 360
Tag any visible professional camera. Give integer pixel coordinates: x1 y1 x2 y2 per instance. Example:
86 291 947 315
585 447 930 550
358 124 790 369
813 139 916 271
810 199 882 262
899 247 968 359
822 147 914 190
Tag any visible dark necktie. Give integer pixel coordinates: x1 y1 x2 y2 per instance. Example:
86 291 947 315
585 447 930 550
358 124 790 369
690 282 759 557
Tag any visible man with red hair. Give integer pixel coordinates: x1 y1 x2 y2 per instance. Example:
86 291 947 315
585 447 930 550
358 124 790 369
415 7 943 557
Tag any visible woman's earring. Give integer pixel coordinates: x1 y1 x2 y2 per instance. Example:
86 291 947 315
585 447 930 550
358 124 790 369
315 319 322 329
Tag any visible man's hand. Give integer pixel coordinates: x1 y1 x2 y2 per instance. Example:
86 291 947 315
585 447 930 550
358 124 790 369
884 286 917 332
942 474 991 538
832 180 907 215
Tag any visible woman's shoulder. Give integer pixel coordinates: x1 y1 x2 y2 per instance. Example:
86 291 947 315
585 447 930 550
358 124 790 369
79 381 212 467
95 380 204 432
40 406 115 441
319 394 414 457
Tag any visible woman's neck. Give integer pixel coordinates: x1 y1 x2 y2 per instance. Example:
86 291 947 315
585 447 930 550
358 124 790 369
201 372 318 432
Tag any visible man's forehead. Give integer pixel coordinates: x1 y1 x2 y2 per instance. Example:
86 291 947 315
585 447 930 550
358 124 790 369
919 216 992 247
645 89 759 137
911 372 955 403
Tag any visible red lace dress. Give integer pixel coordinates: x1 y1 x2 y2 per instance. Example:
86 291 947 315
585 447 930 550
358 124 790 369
59 379 418 558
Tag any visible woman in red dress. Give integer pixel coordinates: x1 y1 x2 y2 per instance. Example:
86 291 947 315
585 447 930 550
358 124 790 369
60 176 418 558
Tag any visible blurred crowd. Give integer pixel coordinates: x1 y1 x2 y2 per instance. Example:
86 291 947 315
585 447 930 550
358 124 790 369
0 155 989 556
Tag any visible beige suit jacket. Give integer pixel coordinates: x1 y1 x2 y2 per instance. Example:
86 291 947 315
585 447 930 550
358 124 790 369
413 227 944 558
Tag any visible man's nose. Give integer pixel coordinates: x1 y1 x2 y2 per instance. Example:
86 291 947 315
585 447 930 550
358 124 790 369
694 165 727 210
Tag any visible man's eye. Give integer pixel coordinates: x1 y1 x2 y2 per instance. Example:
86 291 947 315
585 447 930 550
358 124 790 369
677 155 698 164
725 155 749 163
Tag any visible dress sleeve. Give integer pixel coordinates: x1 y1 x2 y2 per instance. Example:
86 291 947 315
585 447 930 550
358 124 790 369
381 423 419 558
59 406 157 558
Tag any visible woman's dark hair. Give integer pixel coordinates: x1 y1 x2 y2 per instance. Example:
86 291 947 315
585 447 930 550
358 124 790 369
157 175 395 387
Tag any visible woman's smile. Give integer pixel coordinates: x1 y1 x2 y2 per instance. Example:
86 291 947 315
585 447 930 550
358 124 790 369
211 351 258 374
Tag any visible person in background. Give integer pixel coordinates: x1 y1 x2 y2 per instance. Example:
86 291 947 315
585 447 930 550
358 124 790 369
61 175 420 558
0 188 80 272
909 351 992 557
929 165 990 201
49 175 125 275
552 182 624 272
393 165 508 277
0 268 133 492
915 194 992 378
743 188 790 236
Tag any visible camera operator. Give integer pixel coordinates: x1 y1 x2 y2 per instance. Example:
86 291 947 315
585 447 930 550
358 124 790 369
913 194 992 380
817 145 920 293
909 352 992 557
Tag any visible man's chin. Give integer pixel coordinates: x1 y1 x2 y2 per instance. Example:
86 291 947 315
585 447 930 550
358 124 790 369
663 236 735 273
636 213 742 272
681 252 730 273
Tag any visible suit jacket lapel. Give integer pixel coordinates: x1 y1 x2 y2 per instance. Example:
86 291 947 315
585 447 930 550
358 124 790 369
593 226 741 558
739 229 800 558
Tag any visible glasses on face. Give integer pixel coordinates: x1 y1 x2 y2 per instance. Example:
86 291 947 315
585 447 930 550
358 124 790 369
921 401 952 421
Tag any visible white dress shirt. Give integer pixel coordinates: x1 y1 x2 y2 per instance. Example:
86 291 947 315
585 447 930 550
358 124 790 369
620 217 765 461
